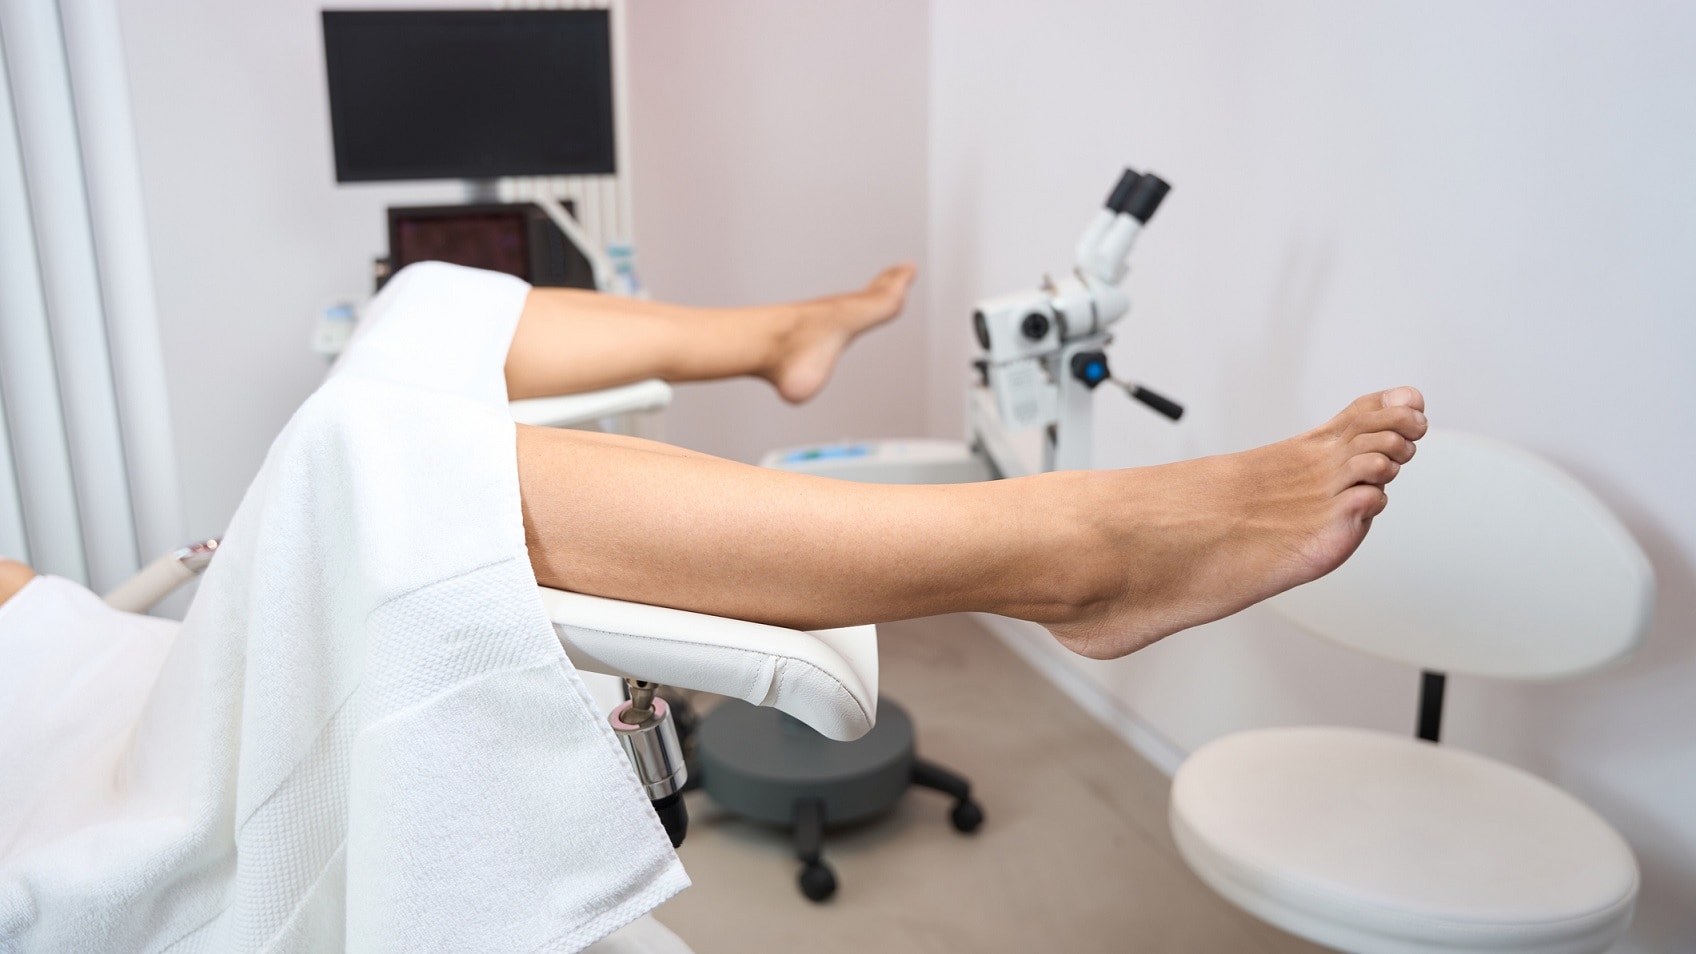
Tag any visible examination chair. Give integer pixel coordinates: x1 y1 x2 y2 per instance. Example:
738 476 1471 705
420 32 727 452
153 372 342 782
1169 429 1654 953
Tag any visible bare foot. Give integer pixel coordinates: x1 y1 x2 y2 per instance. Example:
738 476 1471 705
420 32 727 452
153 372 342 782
1049 387 1427 659
767 263 916 403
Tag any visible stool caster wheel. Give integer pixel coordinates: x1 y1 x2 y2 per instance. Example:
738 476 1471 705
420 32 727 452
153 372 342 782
793 797 836 902
913 757 983 835
949 798 984 834
799 860 837 902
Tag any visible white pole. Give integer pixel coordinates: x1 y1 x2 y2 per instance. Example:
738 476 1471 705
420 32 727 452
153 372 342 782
609 0 634 246
0 392 29 564
533 190 615 291
0 0 139 590
59 0 187 561
0 21 88 579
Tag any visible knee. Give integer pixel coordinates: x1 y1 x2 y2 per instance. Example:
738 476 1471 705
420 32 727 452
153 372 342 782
0 559 36 608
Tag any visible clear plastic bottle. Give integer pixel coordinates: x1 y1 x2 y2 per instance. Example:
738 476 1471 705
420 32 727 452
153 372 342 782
607 242 644 298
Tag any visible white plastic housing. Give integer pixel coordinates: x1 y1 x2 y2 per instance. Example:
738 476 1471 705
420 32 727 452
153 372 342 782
977 288 1058 366
1073 208 1116 268
1047 271 1130 340
1079 212 1144 283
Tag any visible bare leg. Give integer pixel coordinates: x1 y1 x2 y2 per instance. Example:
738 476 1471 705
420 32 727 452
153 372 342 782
519 388 1427 659
504 264 916 402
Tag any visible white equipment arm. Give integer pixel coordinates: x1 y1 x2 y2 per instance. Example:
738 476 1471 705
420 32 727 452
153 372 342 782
532 191 617 294
102 539 219 613
509 378 672 428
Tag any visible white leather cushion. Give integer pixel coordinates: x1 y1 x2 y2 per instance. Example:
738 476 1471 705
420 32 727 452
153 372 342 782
1171 727 1637 954
538 588 877 742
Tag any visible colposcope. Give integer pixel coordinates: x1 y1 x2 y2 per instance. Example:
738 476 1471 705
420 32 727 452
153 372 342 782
971 167 1182 473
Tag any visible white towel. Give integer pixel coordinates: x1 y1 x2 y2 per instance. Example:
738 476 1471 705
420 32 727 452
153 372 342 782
0 262 688 952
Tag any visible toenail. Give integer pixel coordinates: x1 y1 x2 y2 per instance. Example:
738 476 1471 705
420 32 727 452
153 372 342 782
1384 387 1416 407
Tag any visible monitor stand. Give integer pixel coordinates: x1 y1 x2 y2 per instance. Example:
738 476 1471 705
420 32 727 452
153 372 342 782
462 178 614 292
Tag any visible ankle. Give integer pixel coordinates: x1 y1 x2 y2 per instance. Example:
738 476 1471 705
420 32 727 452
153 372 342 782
991 471 1123 623
739 305 803 379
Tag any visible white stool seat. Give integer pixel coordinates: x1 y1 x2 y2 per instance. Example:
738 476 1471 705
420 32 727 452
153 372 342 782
1170 727 1637 954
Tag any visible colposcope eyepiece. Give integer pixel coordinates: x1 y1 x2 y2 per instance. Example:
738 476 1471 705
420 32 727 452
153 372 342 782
1122 174 1171 224
1105 168 1144 212
972 309 990 350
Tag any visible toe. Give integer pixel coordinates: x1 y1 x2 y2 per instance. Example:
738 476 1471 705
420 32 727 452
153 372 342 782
1332 388 1425 439
1344 386 1421 416
1380 386 1424 412
1339 483 1390 522
1345 452 1401 488
1347 404 1428 442
1351 430 1417 464
875 263 917 292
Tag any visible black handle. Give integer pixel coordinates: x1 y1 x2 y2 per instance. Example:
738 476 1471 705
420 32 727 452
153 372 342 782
1129 385 1184 421
653 791 689 847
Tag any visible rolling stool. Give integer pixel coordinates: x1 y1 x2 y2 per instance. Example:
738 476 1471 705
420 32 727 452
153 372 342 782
697 699 983 901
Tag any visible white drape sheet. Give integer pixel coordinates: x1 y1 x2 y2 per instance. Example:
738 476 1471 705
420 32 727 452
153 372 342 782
0 262 688 952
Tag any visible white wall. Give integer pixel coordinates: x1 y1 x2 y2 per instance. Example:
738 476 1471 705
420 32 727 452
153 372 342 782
624 0 930 464
115 0 931 543
116 0 463 541
928 2 1696 950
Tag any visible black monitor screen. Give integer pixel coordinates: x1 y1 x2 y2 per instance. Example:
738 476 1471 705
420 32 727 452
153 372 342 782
322 10 615 182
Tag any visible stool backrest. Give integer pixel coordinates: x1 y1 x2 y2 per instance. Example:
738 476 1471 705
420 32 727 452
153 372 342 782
1270 429 1654 680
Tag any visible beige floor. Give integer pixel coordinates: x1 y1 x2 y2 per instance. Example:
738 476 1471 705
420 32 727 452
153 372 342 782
655 614 1326 954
